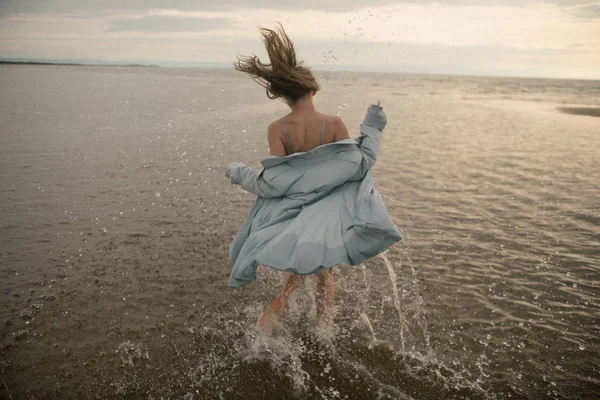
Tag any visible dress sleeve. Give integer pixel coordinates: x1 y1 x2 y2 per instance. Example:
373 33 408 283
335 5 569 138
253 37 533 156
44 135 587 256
225 162 284 198
354 104 387 179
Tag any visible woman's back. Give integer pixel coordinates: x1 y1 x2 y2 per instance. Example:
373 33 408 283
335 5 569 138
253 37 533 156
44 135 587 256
275 112 349 156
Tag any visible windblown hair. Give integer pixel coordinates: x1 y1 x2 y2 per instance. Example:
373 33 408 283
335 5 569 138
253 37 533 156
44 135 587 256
233 22 320 104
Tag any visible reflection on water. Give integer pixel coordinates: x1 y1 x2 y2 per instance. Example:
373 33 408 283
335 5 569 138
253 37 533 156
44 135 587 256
0 65 599 399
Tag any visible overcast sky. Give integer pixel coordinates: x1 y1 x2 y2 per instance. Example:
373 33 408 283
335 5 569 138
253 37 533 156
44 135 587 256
1 0 598 79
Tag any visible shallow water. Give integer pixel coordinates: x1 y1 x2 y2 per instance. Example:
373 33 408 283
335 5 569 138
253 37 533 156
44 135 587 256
0 65 599 399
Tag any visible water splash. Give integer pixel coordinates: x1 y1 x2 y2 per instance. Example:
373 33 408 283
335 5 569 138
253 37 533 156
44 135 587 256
379 252 409 351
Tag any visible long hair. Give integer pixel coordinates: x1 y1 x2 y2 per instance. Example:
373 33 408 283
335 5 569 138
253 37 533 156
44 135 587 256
233 22 320 104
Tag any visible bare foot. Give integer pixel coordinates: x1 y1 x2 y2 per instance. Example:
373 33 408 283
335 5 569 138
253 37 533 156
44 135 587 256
258 296 286 335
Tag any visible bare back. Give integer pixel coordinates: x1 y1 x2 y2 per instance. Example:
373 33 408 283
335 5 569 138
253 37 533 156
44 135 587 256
269 112 350 157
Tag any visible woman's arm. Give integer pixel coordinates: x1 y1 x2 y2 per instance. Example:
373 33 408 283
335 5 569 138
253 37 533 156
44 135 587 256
225 162 284 198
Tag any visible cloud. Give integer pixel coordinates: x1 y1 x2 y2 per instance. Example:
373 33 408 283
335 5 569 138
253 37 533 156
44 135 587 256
0 0 400 16
107 15 234 32
565 3 600 19
1 0 598 79
2 0 598 17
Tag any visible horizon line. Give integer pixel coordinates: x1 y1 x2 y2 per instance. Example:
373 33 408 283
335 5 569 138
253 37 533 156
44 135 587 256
1 57 598 82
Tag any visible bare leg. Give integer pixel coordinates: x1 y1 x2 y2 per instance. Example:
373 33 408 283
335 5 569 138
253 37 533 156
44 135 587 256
258 272 305 335
315 268 334 327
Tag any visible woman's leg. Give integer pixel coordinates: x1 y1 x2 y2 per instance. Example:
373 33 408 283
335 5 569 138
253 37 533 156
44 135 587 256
315 268 334 327
258 272 305 334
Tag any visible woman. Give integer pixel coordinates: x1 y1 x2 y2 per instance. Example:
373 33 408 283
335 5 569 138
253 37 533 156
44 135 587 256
229 23 399 334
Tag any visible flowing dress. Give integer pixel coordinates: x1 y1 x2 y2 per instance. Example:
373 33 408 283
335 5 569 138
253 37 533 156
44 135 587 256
225 104 402 288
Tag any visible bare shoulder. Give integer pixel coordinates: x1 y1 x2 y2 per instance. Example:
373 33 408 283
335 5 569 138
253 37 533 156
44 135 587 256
267 120 280 131
329 115 349 140
267 120 282 137
326 115 346 129
328 115 346 125
267 120 287 157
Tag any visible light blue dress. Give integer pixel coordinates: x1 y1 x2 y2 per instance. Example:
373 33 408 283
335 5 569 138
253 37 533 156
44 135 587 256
225 104 402 288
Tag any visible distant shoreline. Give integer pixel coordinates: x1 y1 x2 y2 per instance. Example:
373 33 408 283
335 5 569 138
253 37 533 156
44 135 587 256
0 61 159 68
557 107 600 118
1 60 598 82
